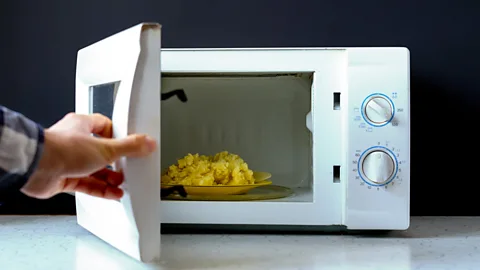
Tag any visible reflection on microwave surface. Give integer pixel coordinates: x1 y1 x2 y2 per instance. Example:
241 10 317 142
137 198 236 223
161 151 255 186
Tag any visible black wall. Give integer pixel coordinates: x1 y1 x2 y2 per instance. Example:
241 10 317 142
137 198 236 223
0 0 479 215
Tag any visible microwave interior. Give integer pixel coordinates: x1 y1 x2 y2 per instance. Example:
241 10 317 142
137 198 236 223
160 72 314 202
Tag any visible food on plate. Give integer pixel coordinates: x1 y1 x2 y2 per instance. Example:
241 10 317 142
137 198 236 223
161 151 255 186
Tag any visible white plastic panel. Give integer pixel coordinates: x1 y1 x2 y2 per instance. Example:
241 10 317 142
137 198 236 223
74 23 161 262
345 48 410 230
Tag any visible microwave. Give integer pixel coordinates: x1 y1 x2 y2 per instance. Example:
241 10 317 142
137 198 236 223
73 22 410 262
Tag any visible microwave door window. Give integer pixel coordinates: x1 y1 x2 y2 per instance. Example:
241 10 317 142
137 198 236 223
89 82 119 169
89 82 120 120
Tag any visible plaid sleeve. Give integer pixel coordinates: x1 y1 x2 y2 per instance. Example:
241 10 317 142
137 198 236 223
0 106 45 192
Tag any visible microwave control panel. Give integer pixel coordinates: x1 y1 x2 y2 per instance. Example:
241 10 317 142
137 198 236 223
345 48 410 230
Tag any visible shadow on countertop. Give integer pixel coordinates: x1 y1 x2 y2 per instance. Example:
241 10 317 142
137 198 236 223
163 216 480 240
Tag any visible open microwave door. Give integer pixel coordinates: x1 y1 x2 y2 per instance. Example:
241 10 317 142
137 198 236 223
74 23 161 262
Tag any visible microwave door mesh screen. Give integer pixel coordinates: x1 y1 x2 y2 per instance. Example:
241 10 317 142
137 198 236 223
89 82 120 119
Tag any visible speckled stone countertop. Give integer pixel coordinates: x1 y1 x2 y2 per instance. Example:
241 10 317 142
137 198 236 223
0 216 479 270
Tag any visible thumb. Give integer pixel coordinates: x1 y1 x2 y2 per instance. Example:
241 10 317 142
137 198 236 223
100 134 157 161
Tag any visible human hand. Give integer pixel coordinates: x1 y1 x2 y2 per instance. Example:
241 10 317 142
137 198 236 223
21 113 157 200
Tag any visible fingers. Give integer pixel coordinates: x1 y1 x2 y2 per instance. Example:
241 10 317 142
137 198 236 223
62 168 124 200
91 167 124 186
86 113 113 138
98 134 157 162
63 176 124 200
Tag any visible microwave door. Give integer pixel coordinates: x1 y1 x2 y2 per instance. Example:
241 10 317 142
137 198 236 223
74 23 161 263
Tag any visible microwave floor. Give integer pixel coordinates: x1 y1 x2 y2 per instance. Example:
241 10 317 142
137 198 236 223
161 186 312 202
161 185 292 201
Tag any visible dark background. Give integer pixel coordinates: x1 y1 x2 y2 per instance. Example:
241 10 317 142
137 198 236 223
0 0 478 215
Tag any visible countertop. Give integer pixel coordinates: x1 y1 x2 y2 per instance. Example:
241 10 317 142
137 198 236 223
0 216 479 270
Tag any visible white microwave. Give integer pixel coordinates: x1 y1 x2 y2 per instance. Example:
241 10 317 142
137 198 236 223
73 23 410 262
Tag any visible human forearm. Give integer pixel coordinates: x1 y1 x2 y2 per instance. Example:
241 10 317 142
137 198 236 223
0 106 44 192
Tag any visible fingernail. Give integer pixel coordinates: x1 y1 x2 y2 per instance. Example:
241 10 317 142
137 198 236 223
144 136 157 152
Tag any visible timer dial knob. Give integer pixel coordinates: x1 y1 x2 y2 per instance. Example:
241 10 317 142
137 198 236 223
362 150 395 185
364 96 393 125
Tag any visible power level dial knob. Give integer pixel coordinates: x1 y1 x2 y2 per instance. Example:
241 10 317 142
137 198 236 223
363 95 394 125
361 150 396 185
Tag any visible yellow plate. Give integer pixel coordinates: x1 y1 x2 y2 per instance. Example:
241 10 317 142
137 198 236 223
163 185 294 201
161 171 272 195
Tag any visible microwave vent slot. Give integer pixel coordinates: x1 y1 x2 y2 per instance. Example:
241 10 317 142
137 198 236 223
333 92 341 110
333 165 341 183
